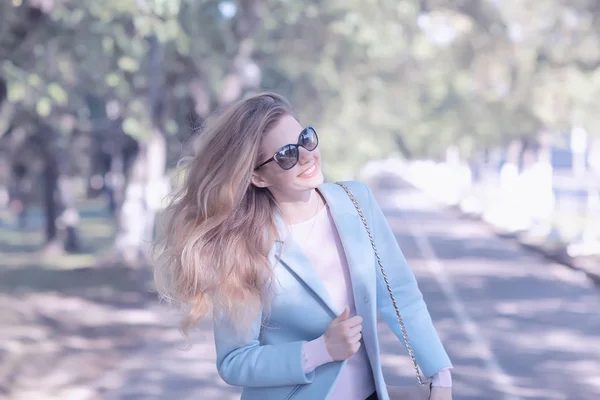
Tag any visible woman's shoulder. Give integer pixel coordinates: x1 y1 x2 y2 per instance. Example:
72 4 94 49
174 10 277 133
322 180 372 197
321 180 374 206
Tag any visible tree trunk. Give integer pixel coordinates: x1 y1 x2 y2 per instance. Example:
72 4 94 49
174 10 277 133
114 143 148 265
394 133 413 159
36 125 81 254
113 132 168 265
0 78 6 108
41 144 60 253
9 163 29 229
505 138 524 171
143 130 168 243
113 34 168 265
56 172 80 252
102 148 127 217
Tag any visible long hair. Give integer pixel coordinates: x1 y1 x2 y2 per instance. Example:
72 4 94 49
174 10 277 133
153 92 294 336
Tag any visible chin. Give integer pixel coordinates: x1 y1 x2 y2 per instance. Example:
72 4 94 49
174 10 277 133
304 174 324 189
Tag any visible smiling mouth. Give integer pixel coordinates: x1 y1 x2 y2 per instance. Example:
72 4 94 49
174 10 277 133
299 163 317 177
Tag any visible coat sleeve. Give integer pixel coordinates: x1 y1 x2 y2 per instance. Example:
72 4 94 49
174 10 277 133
363 183 453 378
213 309 316 387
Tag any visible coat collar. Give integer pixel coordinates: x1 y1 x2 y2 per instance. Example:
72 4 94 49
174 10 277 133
273 182 373 318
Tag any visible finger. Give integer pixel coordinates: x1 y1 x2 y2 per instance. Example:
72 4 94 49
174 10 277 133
334 306 350 322
347 324 363 337
349 330 362 344
341 315 363 328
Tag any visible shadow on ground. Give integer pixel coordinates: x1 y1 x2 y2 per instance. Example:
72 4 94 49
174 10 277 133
373 179 600 400
0 206 166 399
3 181 600 400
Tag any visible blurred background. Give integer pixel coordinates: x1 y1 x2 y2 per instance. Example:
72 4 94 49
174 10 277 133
1 0 600 399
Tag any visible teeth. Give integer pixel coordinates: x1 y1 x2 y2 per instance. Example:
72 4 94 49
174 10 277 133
301 164 315 176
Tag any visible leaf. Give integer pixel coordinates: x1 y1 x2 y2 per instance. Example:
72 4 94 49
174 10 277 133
165 119 178 135
7 82 26 102
164 19 180 40
122 117 144 139
105 73 121 87
27 74 43 88
36 97 52 117
118 56 140 72
122 117 141 133
48 83 68 105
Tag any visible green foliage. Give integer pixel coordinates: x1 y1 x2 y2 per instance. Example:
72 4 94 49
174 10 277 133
2 0 600 179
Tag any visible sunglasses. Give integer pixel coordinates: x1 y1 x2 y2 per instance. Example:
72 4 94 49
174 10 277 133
254 126 319 170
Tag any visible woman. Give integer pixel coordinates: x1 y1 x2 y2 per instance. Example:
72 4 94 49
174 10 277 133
153 92 453 400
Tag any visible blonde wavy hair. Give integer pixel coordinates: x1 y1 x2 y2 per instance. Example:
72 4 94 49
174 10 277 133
153 92 294 336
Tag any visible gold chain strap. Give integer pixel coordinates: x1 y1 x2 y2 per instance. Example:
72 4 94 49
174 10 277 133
335 182 425 386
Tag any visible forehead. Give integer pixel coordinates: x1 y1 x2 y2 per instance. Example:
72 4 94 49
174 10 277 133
262 114 303 154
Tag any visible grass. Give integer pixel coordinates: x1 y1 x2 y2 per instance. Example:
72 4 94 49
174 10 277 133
0 198 158 297
0 199 115 270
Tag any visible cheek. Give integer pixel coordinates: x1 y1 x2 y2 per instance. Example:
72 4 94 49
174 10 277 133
303 147 321 161
312 148 321 162
268 165 297 183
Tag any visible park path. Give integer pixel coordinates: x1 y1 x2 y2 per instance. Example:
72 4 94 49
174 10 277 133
3 179 600 400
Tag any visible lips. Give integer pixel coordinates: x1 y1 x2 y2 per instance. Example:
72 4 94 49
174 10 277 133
299 163 317 177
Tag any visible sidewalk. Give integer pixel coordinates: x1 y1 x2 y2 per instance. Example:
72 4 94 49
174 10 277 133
84 308 241 400
94 180 600 400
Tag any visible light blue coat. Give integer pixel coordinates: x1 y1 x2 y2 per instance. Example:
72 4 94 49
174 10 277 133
213 181 452 400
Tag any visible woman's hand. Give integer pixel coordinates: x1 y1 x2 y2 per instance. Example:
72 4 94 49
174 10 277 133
323 306 363 361
429 386 452 400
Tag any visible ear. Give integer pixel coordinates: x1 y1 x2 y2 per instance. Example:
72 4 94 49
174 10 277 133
251 171 270 188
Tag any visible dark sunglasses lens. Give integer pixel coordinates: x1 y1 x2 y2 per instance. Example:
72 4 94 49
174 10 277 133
274 145 299 170
300 127 318 150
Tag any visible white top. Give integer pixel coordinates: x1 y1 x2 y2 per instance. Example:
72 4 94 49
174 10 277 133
289 203 376 400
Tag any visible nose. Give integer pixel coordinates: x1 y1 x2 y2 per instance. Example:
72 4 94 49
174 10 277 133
298 146 313 165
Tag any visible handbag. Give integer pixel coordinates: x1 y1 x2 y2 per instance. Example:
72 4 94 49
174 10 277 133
335 182 432 400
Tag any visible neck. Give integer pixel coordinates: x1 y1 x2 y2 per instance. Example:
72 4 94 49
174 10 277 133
274 188 324 225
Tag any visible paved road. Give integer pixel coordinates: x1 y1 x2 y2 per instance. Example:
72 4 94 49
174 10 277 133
85 180 600 400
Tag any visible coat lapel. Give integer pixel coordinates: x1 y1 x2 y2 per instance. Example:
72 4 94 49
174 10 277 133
277 236 340 317
273 183 376 319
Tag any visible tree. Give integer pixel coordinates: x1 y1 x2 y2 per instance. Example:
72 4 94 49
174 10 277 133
2 0 600 260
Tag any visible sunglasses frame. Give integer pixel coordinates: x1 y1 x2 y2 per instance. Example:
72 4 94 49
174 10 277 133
254 126 318 170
